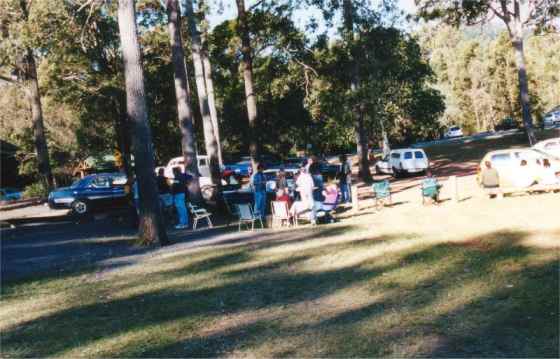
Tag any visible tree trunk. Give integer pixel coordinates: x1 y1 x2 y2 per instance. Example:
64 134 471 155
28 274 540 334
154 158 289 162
511 26 536 145
200 0 223 167
185 0 222 189
235 0 259 170
23 49 54 191
342 0 371 181
117 0 169 246
165 0 202 201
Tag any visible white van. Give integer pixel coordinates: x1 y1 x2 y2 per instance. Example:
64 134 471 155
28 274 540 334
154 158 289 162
375 148 429 177
164 155 213 187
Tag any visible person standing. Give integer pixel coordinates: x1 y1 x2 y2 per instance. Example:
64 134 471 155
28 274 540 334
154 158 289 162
338 154 352 204
276 167 288 191
157 168 172 209
251 163 267 220
309 162 325 225
480 161 500 198
171 166 189 229
291 165 314 218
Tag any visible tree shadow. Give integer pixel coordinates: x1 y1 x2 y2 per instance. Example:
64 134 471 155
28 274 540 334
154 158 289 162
2 229 558 357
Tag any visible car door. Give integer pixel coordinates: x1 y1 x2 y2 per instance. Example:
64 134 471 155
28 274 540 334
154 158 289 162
414 151 428 171
402 151 414 171
110 174 129 208
85 175 115 210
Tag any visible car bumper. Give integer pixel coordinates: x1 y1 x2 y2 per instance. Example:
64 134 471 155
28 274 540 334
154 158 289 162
48 197 74 209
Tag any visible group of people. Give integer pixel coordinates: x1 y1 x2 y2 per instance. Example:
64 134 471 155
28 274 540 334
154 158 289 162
133 167 192 229
250 155 353 225
480 158 559 196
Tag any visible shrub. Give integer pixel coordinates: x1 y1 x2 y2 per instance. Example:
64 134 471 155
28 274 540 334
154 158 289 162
23 182 49 199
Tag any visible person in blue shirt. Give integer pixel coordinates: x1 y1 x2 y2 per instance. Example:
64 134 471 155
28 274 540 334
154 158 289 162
171 167 189 229
251 163 267 220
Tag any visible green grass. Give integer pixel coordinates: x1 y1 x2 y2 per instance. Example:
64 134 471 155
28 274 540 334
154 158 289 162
1 225 558 357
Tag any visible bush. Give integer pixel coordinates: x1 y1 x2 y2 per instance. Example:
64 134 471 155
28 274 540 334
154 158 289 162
23 182 49 199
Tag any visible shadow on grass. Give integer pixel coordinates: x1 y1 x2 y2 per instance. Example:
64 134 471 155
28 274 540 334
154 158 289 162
1 229 558 357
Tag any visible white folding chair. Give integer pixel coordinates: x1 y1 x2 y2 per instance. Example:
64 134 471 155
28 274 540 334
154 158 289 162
271 201 291 228
236 203 263 231
187 203 213 230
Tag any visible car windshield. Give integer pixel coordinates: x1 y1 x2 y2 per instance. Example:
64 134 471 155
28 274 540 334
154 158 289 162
450 127 459 131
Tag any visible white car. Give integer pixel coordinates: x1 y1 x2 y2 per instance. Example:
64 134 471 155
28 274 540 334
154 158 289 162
533 137 560 159
375 148 429 177
543 112 560 129
444 126 463 138
164 155 213 187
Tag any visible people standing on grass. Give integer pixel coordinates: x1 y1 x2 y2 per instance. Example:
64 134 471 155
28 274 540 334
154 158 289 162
171 166 189 229
480 161 501 198
337 154 352 204
251 163 267 220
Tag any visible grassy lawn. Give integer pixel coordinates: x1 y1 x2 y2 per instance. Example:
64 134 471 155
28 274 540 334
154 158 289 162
1 222 558 357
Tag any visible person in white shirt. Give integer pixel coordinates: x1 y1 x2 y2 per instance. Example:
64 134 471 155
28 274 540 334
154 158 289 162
290 166 314 217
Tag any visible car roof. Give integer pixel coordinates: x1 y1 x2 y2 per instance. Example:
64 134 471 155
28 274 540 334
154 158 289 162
391 148 424 153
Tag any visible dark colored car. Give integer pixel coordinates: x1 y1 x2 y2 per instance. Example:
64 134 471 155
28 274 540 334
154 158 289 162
48 172 129 215
494 117 519 131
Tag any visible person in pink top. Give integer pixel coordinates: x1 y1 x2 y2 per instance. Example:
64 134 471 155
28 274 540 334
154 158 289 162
321 182 338 211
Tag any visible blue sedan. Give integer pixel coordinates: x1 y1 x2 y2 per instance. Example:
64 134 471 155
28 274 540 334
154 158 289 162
48 173 129 215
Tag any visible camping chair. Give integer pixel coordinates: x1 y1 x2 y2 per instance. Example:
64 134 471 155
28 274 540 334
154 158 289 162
187 203 213 230
372 180 392 209
271 201 291 228
421 178 441 205
236 203 263 231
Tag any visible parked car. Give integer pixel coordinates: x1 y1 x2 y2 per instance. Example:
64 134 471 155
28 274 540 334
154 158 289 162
444 126 463 138
375 148 429 178
224 156 253 177
533 137 560 159
494 117 519 131
0 188 22 201
543 111 560 129
477 148 560 188
48 172 129 215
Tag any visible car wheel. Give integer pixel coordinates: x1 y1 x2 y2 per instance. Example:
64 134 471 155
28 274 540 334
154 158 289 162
392 167 400 178
375 165 381 174
71 200 88 215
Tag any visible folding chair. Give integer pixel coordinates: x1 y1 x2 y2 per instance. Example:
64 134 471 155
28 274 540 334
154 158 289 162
271 201 291 228
372 180 392 209
236 203 263 231
421 178 441 205
187 203 213 230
